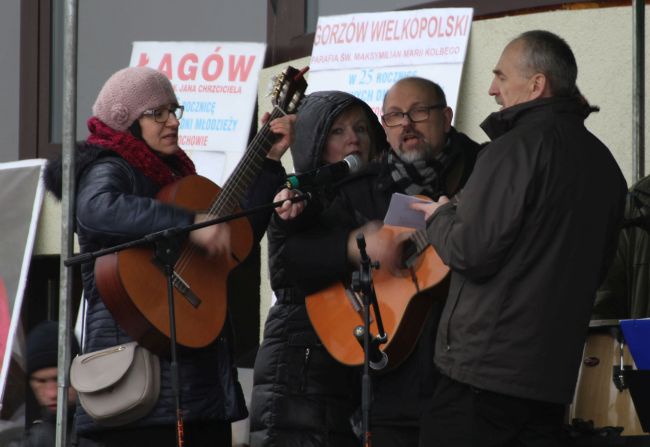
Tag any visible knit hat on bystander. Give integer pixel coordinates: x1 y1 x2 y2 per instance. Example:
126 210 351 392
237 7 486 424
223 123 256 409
26 320 79 376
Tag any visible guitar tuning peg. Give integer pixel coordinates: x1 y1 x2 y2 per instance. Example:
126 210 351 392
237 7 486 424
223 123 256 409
265 76 277 97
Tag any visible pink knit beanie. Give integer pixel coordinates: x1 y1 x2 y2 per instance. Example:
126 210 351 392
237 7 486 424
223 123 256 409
92 66 178 132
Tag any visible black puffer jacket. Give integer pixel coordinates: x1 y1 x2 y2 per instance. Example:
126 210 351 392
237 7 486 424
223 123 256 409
45 143 285 434
250 91 387 447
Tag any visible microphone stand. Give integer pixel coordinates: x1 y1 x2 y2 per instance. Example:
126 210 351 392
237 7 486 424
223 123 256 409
64 192 310 447
65 192 311 268
350 233 387 447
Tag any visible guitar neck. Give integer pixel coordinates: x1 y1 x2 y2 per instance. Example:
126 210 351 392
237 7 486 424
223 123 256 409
208 106 286 216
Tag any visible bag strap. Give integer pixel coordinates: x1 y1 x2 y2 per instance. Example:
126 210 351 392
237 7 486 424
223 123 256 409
80 296 87 354
79 293 121 355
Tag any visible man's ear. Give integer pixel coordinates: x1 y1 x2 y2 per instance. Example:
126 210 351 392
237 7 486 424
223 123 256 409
442 106 453 133
530 73 551 100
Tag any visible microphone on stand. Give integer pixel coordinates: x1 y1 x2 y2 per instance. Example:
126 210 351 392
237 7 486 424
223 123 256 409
285 153 364 191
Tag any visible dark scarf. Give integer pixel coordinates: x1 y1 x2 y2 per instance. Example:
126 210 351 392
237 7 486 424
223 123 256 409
86 117 195 186
388 134 460 199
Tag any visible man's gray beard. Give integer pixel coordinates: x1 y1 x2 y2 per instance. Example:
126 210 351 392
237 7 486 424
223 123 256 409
396 142 434 163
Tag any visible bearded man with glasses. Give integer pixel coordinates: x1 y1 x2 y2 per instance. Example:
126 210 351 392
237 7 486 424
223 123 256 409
378 78 481 203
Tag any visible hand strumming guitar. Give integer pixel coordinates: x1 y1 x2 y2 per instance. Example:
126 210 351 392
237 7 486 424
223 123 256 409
346 220 404 274
190 214 232 258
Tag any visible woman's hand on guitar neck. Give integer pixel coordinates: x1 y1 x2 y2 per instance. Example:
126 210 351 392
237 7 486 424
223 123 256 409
190 214 232 258
262 113 296 161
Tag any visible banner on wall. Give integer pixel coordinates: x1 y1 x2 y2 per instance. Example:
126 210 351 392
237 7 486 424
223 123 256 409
308 8 473 119
0 160 46 403
130 42 266 185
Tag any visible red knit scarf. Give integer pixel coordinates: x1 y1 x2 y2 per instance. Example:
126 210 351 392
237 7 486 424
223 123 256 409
86 117 196 187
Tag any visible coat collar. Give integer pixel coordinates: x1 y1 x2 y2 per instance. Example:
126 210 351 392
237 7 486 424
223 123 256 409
480 96 595 140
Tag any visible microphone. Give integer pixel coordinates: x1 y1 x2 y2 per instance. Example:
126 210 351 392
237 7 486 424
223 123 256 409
354 325 388 371
285 153 364 190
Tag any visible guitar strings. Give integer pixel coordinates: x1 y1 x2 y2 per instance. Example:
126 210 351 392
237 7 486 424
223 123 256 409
173 105 286 279
173 69 304 278
173 119 274 275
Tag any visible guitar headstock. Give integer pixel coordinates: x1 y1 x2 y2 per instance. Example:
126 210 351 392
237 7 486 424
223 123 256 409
270 66 309 115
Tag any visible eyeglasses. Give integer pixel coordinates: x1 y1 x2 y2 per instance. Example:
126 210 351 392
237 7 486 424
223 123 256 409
381 104 446 127
141 105 184 123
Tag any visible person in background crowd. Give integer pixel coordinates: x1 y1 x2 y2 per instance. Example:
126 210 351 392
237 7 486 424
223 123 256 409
23 320 96 447
594 174 650 320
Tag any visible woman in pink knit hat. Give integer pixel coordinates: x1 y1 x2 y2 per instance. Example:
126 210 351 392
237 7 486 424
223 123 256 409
44 66 293 446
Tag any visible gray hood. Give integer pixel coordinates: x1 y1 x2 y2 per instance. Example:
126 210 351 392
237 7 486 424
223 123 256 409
291 90 388 173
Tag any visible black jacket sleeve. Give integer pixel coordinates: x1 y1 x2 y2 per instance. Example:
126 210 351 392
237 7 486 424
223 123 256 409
426 135 532 282
240 157 286 243
76 157 195 247
269 191 357 295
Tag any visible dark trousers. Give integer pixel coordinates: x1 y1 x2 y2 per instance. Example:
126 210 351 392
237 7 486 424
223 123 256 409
370 425 419 447
419 374 567 447
78 420 231 447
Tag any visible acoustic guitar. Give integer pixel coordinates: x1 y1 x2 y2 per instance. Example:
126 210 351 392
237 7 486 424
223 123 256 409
306 224 450 371
95 66 308 354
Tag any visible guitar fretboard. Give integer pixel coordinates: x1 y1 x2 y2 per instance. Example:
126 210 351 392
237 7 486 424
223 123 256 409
207 106 286 217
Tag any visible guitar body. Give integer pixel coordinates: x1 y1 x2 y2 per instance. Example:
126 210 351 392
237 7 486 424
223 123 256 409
305 225 450 371
95 175 253 354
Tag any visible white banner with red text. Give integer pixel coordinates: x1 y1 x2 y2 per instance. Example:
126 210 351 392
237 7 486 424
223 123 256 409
308 8 473 119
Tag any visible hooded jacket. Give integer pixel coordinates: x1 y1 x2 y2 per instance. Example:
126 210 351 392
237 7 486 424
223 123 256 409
428 96 627 404
269 91 389 300
250 91 388 447
290 90 387 174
